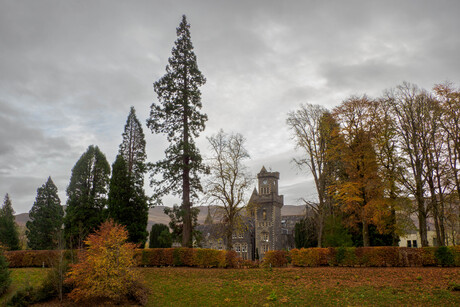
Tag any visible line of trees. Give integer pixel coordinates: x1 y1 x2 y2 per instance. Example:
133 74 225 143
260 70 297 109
288 82 460 247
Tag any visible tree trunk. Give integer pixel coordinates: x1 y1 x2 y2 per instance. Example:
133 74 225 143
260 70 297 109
362 219 370 247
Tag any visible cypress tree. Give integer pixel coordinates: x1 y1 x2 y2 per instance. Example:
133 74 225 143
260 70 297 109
64 145 110 248
0 194 20 250
26 177 64 250
107 106 148 247
149 224 171 248
147 15 207 247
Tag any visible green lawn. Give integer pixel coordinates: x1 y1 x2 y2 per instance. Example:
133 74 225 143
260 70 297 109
0 268 50 305
1 267 459 306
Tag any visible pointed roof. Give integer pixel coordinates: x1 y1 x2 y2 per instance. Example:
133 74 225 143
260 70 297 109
260 166 267 173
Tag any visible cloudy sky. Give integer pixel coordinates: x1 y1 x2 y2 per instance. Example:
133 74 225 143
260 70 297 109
1 1 459 214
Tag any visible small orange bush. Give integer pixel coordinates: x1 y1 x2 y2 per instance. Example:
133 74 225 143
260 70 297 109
65 220 140 303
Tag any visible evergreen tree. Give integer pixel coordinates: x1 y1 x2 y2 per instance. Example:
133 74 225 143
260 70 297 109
64 145 110 248
107 155 148 247
0 249 10 296
149 224 171 248
109 107 149 247
26 177 64 250
0 194 20 250
147 15 207 247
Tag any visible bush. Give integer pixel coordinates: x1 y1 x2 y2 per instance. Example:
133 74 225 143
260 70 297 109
7 286 36 306
194 249 221 268
65 220 144 304
0 249 11 296
435 246 454 267
263 250 288 267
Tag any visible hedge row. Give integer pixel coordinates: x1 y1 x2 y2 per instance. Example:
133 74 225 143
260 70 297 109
6 246 460 268
264 246 460 267
5 248 240 268
4 250 76 268
134 248 239 268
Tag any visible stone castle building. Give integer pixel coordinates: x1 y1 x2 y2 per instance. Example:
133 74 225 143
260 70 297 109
197 167 303 260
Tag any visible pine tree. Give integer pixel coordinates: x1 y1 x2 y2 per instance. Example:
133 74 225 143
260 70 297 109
64 145 110 248
107 106 149 247
0 194 20 250
147 15 207 247
26 177 64 250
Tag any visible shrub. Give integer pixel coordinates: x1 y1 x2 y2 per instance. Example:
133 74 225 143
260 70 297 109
290 248 329 267
263 250 288 267
7 286 36 306
65 220 145 304
0 249 10 296
224 250 239 268
435 246 454 267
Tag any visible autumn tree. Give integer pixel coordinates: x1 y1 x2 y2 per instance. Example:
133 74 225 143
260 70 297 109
26 177 64 250
147 15 207 247
287 104 341 247
0 194 20 250
333 96 388 247
65 220 143 304
107 107 148 247
205 130 253 250
64 145 110 249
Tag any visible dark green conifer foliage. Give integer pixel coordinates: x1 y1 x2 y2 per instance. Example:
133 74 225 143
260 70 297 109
149 224 171 248
107 155 148 247
64 145 110 249
0 250 10 296
26 177 64 250
108 106 148 247
147 15 207 247
0 194 20 250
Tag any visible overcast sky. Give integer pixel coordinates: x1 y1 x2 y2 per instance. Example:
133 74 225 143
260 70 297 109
1 0 459 214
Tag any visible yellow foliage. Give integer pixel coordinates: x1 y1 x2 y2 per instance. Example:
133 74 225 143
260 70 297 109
65 219 139 303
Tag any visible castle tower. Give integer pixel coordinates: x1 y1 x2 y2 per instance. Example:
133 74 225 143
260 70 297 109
251 166 284 259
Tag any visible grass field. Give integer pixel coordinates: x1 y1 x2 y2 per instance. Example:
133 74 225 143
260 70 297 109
1 267 459 306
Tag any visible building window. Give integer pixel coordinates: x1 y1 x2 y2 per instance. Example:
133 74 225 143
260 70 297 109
263 209 267 220
242 244 247 253
412 240 418 248
235 244 241 252
263 245 269 252
407 240 412 247
238 232 244 238
263 233 269 242
232 233 237 239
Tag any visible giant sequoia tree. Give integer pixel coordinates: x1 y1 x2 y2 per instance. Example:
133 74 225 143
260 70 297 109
64 145 110 248
108 107 148 247
0 194 20 250
26 177 64 250
147 15 207 247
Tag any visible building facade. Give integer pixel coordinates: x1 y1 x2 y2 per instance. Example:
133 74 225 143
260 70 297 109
197 166 302 260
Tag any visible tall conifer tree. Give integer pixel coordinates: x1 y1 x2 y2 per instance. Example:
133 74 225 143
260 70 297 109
147 15 207 247
0 194 20 250
108 107 148 247
26 177 64 250
64 145 110 248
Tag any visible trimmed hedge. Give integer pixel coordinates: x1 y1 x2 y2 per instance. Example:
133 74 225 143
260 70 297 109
262 250 289 267
5 246 460 268
4 250 76 268
135 248 239 268
289 246 460 267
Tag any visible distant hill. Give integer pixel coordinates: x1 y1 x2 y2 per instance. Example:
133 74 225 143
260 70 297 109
16 205 306 230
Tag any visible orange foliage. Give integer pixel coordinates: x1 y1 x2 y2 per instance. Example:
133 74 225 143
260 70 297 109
65 220 139 303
